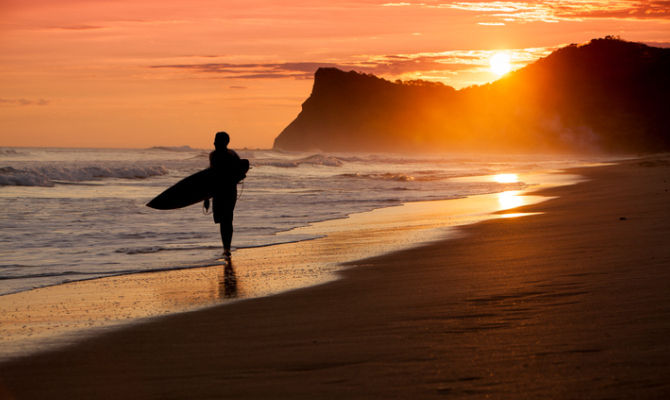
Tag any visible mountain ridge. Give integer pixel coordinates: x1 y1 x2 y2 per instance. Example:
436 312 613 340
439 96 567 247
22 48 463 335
273 37 670 154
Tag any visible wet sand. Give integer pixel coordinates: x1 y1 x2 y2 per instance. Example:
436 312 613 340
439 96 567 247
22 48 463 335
2 158 670 399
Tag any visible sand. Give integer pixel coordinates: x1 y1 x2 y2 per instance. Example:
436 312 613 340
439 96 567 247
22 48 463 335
1 158 669 399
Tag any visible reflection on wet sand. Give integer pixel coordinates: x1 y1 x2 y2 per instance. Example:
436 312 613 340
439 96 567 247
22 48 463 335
219 261 238 300
498 190 525 210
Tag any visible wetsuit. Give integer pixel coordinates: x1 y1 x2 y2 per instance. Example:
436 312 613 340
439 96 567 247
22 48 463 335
209 148 240 251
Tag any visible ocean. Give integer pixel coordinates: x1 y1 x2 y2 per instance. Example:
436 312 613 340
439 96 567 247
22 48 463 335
1 146 603 297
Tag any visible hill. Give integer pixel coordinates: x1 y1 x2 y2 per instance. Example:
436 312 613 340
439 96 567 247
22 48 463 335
273 38 670 153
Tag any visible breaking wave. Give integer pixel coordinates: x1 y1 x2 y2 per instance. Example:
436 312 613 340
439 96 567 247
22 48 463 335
115 245 220 255
338 171 455 182
0 164 169 187
0 148 26 156
254 154 344 168
340 172 416 182
146 145 197 152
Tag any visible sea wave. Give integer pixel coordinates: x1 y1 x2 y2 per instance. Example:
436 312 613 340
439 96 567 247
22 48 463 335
339 172 416 182
0 164 169 187
0 148 26 156
0 270 104 281
146 145 197 152
254 154 344 168
115 245 220 255
341 172 457 182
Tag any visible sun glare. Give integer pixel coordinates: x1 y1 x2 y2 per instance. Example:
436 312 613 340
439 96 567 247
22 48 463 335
493 173 518 183
490 52 512 76
498 190 524 210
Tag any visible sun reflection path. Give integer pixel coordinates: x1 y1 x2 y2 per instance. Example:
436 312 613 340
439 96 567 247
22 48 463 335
493 173 519 183
498 190 525 210
492 174 534 211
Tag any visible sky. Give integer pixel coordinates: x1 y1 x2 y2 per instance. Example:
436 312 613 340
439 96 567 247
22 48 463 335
1 0 669 149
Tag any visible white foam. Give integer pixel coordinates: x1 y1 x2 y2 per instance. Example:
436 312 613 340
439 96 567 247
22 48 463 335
0 164 168 187
253 153 344 168
146 145 197 152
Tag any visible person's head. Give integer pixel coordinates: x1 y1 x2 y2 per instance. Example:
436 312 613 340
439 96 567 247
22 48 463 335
214 131 230 150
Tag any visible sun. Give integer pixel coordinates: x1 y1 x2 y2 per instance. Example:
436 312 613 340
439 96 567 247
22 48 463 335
490 52 512 76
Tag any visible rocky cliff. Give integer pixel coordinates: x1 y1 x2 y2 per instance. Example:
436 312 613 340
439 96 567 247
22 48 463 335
273 38 670 153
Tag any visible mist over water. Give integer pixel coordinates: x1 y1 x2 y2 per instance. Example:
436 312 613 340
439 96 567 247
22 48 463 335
1 147 600 296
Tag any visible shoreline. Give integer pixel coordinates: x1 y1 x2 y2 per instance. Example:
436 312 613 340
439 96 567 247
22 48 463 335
0 165 582 299
0 169 580 362
2 158 670 397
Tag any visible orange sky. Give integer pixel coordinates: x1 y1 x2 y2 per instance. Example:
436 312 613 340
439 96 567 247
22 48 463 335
1 0 668 149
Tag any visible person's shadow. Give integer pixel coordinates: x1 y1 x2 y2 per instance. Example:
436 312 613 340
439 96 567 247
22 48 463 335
218 260 238 299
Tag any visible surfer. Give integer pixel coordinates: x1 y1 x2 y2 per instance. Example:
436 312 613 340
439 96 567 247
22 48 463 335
207 131 241 258
147 131 248 258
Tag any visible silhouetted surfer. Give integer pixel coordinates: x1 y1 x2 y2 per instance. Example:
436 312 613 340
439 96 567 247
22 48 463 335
206 131 242 258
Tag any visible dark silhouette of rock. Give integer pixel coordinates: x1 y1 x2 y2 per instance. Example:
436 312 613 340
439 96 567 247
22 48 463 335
273 37 670 153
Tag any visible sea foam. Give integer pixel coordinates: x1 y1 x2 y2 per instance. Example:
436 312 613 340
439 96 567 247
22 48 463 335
0 164 168 187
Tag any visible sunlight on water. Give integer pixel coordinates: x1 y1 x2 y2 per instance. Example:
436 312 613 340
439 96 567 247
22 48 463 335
493 173 519 184
498 190 525 210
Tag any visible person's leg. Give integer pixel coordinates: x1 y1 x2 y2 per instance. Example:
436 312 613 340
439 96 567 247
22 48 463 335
220 218 233 253
219 189 237 255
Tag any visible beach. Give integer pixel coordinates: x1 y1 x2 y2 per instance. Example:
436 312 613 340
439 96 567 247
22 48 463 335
1 157 670 399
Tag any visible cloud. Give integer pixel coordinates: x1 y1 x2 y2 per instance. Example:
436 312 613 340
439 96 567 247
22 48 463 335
149 46 557 85
441 1 670 23
150 62 345 80
0 98 50 106
54 25 104 30
555 1 670 20
151 52 498 80
644 40 670 47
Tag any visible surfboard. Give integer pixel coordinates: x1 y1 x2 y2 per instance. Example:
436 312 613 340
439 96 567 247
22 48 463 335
146 168 215 210
147 159 250 210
